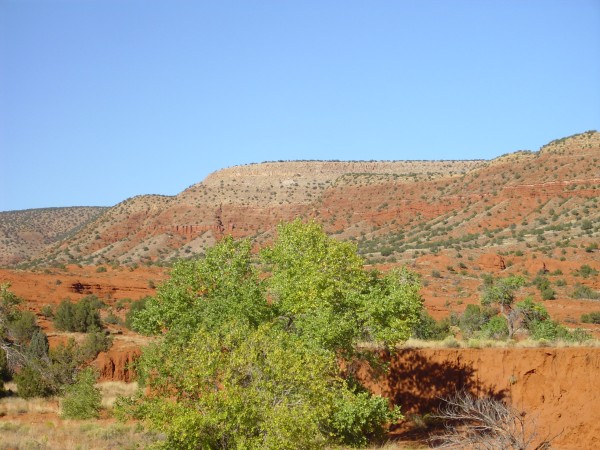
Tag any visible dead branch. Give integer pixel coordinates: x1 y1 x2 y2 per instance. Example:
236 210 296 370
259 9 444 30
430 390 554 450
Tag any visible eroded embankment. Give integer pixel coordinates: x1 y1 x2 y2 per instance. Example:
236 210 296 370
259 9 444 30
95 344 599 449
359 347 600 450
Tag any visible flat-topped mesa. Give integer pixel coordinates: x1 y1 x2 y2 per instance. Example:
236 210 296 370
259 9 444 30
201 160 486 186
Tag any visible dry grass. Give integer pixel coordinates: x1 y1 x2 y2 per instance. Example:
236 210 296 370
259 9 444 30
400 337 600 349
0 381 163 449
0 420 163 450
97 381 138 409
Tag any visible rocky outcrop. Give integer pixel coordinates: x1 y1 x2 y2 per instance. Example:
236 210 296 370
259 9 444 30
94 346 141 383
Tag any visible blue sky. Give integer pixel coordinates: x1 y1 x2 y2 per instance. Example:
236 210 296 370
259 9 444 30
1 0 599 211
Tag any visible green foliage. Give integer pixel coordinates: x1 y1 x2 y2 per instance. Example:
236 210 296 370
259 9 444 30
1 283 22 343
8 310 38 344
125 297 150 330
329 386 401 447
41 305 54 318
53 299 75 331
263 220 422 353
28 328 49 359
572 284 600 300
574 264 598 278
481 275 526 338
54 296 103 332
581 312 600 324
529 320 591 342
0 347 8 380
480 315 509 340
15 365 52 398
119 220 421 449
412 311 450 340
532 276 556 300
481 275 526 308
47 339 81 389
458 305 496 339
78 331 112 361
516 297 550 330
61 368 101 419
134 237 269 340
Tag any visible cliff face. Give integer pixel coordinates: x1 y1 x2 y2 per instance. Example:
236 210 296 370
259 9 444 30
360 346 600 450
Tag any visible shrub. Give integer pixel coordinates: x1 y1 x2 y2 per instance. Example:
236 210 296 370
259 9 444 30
53 300 76 331
581 312 600 324
412 311 451 340
61 368 101 419
432 391 554 449
125 297 150 330
574 264 598 278
54 296 103 332
0 347 8 380
47 339 81 388
78 331 112 361
15 365 52 398
458 305 495 339
41 304 54 318
529 320 591 342
480 316 508 340
540 287 556 300
104 311 120 325
8 311 38 344
28 328 49 359
572 284 600 300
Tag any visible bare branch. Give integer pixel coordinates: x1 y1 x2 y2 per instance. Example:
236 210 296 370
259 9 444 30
429 390 554 450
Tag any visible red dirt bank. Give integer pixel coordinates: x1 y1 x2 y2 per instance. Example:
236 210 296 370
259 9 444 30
360 347 600 450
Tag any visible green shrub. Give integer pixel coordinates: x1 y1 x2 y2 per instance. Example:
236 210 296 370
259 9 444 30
78 331 112 361
47 339 81 388
41 305 54 318
54 296 103 332
572 284 600 300
15 366 52 398
529 320 591 342
516 297 549 331
53 300 76 331
0 347 8 381
104 311 120 325
574 264 598 278
329 388 401 447
412 311 450 340
581 312 600 324
125 297 150 330
480 316 508 340
458 305 495 339
61 368 101 419
28 328 49 359
8 311 38 343
540 287 556 300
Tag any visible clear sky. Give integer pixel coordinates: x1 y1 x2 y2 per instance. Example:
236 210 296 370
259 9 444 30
1 0 599 212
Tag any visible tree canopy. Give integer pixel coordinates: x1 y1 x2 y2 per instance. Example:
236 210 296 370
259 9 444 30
121 220 424 449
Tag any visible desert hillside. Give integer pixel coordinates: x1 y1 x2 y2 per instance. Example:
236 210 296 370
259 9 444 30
10 130 597 270
0 207 107 266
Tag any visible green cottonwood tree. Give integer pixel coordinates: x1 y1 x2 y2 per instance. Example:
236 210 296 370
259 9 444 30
121 220 423 449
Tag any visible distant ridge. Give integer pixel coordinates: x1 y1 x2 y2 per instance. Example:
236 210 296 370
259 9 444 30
3 131 599 268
